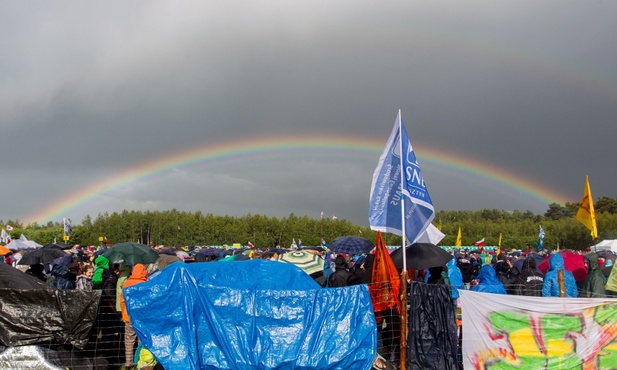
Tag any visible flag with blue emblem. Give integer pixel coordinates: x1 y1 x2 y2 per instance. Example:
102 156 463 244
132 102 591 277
368 110 435 246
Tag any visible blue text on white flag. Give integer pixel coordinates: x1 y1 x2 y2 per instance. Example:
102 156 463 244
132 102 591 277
368 111 434 244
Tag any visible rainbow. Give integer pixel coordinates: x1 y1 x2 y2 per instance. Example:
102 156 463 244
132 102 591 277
26 135 573 224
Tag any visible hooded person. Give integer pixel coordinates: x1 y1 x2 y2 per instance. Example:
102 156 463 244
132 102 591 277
116 264 133 313
542 253 578 298
512 256 544 296
471 265 507 294
447 258 465 306
328 255 353 287
92 254 110 289
581 252 606 298
120 264 148 369
49 264 74 290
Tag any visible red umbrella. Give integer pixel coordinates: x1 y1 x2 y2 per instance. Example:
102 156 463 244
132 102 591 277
538 251 587 281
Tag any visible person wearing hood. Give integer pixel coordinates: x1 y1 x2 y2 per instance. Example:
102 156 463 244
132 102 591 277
512 256 544 296
471 265 506 294
542 253 578 298
581 252 606 298
447 258 465 307
92 254 110 289
120 264 148 369
116 265 133 313
328 255 353 287
49 265 74 290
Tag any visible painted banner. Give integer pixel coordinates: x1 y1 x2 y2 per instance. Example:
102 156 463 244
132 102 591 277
460 290 617 369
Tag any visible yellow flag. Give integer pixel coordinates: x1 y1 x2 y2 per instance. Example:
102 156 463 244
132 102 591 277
496 233 502 256
576 175 598 239
455 227 462 247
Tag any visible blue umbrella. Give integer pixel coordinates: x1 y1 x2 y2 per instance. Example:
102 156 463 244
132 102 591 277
327 236 375 255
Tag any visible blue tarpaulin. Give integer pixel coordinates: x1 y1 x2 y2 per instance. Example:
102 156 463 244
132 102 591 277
125 259 377 370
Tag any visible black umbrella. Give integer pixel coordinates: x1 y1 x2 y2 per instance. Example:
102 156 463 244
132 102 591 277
327 236 375 255
390 243 453 270
17 244 67 265
43 243 71 250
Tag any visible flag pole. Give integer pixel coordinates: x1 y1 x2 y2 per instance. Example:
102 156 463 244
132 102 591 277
398 109 407 274
397 109 409 368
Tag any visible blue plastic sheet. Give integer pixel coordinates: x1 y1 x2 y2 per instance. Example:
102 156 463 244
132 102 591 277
125 259 376 370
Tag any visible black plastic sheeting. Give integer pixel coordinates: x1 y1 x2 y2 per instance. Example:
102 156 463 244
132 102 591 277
0 263 101 349
407 281 458 370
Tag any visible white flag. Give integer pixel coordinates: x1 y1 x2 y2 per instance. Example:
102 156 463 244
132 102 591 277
368 110 435 244
63 217 72 237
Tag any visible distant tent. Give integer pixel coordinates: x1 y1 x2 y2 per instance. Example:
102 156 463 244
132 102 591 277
591 240 617 253
4 239 35 251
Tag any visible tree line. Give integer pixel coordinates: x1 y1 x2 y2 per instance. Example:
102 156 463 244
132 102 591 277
3 196 617 251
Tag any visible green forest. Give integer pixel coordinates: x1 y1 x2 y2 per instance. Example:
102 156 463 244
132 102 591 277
3 196 617 251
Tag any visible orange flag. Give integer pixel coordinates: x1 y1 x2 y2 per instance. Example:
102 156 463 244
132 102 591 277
369 231 401 315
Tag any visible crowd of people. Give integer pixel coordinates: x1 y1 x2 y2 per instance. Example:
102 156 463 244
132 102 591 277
442 248 617 299
5 242 616 370
4 244 383 369
4 247 154 370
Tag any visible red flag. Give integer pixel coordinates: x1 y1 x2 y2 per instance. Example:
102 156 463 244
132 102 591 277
474 238 485 247
369 231 401 316
248 241 255 249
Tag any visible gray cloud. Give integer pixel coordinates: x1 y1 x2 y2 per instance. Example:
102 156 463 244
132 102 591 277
1 1 616 227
